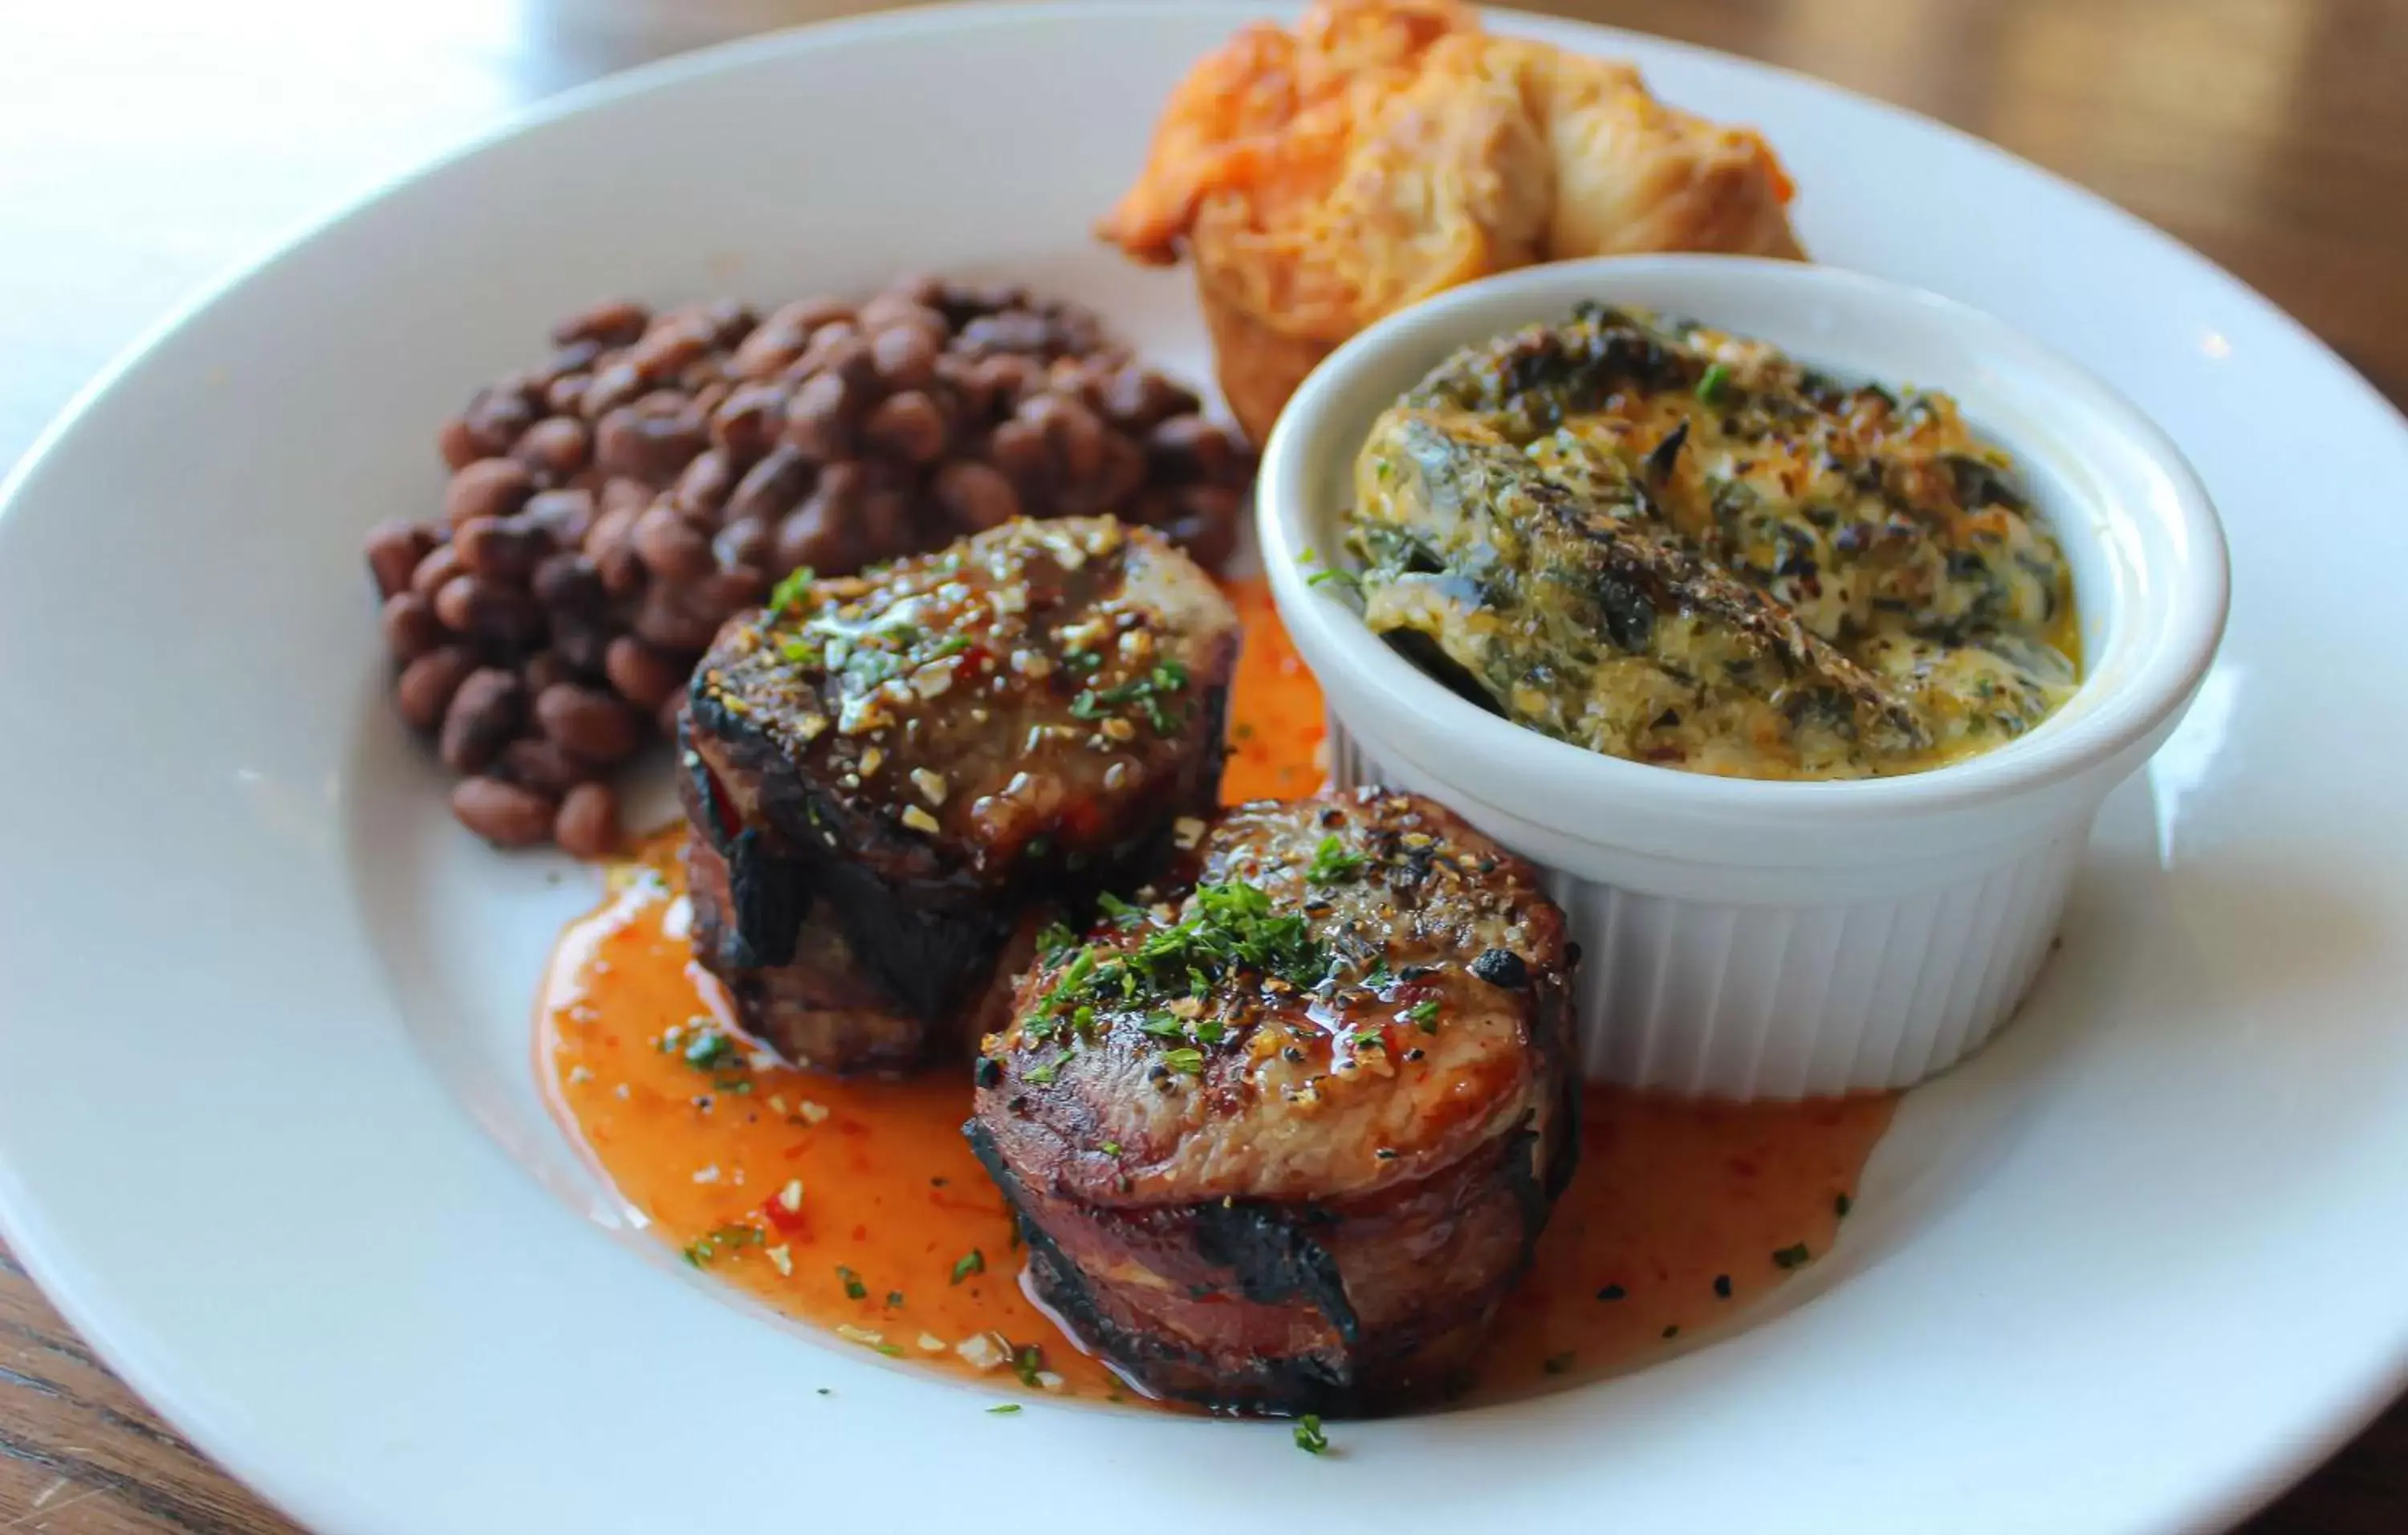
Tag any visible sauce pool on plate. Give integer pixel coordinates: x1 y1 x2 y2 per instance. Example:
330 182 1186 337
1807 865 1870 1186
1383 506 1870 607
538 574 1895 1407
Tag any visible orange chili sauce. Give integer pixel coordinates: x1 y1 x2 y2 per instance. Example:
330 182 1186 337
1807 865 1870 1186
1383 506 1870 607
539 575 1896 1407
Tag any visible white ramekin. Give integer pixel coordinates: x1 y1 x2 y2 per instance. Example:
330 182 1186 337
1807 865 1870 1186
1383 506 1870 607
1258 256 2229 1099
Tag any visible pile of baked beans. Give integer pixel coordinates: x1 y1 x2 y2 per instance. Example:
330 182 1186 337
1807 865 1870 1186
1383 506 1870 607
364 277 1257 853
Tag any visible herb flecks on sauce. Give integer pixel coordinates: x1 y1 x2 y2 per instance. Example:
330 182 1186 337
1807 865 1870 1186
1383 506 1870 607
1346 304 2081 780
539 592 1900 1411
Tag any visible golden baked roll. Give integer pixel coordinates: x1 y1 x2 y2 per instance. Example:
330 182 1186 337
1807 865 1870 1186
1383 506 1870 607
1099 0 1804 443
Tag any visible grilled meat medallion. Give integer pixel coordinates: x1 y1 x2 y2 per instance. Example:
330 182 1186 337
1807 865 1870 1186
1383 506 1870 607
1348 303 2079 780
970 789 1578 1415
679 516 1239 1072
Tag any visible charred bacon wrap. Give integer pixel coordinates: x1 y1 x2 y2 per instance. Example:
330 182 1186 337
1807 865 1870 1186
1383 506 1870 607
679 516 1239 1072
969 789 1579 1415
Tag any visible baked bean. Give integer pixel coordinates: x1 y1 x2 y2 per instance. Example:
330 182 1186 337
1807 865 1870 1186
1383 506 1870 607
437 417 484 470
580 360 647 421
864 390 950 464
551 613 615 674
599 475 655 520
396 645 477 730
455 515 552 583
1149 413 1241 482
544 373 590 417
604 634 685 711
595 396 706 482
714 515 774 573
852 490 919 564
633 503 717 583
520 651 574 698
726 445 812 525
700 299 759 348
536 683 641 764
988 417 1050 489
1019 393 1108 484
869 321 942 393
365 519 436 599
511 417 591 480
543 340 604 382
689 380 733 421
554 782 622 859
800 329 877 394
460 386 537 457
958 311 1053 357
857 291 946 336
933 353 999 417
521 487 596 548
451 776 558 847
551 299 650 349
627 320 712 382
671 450 734 516
409 542 466 603
731 324 809 382
445 458 535 527
976 353 1043 407
588 504 648 599
449 577 546 647
1087 434 1149 512
1169 484 1245 570
531 551 607 614
633 581 724 652
773 494 860 578
783 372 856 462
933 459 1021 532
689 565 767 625
711 383 790 464
382 592 444 662
796 320 861 371
1100 364 1198 430
439 669 525 774
501 736 594 796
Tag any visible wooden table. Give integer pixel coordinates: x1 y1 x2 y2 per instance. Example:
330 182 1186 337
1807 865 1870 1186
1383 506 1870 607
2 1 2402 1529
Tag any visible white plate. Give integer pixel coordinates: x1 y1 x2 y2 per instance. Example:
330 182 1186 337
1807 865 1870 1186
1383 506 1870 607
0 5 2401 1533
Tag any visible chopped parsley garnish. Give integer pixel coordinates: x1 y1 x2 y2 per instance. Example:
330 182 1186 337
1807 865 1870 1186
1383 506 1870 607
1405 999 1442 1032
1035 922 1080 963
1293 1415 1330 1455
1362 959 1393 989
1097 892 1149 929
1304 833 1366 885
986 1403 1022 1415
767 566 816 617
1696 362 1732 404
933 634 973 658
1099 1141 1122 1157
681 1224 762 1267
1138 1015 1186 1039
1023 1058 1062 1086
1161 1047 1205 1075
837 1265 868 1301
1011 1345 1044 1388
664 1021 739 1072
885 1290 904 1307
1771 1242 1812 1270
951 1250 986 1284
1025 882 1328 1048
1070 660 1190 734
1351 1028 1385 1053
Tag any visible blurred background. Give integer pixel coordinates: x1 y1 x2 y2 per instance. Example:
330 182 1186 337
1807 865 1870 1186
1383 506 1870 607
4 0 2403 470
2 2 2405 1530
